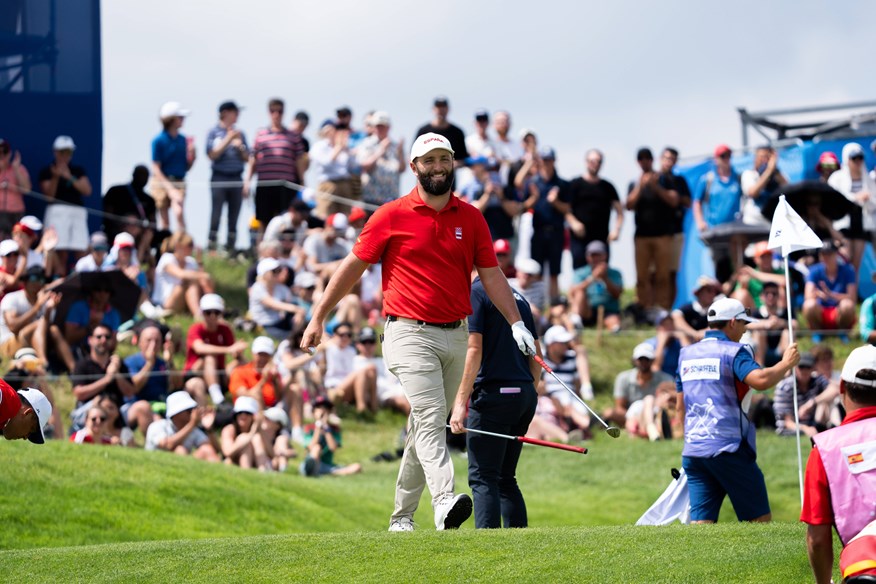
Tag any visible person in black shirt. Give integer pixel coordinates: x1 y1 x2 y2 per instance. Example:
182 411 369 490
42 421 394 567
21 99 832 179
449 277 541 528
658 148 691 307
565 149 623 269
102 165 157 256
415 96 469 186
626 147 680 313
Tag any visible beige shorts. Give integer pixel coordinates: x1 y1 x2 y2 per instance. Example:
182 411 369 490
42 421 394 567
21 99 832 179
150 179 186 210
0 336 22 359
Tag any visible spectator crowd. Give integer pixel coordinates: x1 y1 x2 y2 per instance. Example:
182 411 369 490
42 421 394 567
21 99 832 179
2 94 875 468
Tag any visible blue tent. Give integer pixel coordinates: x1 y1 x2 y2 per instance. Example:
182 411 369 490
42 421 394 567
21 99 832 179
675 137 876 308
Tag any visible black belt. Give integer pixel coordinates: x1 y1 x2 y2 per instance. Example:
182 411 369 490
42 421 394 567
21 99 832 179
387 315 464 329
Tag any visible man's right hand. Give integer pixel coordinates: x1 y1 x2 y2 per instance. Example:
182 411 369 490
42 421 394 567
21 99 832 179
449 400 468 434
301 320 324 354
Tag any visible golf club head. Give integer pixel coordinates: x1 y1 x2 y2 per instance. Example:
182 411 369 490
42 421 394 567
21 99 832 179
606 427 621 438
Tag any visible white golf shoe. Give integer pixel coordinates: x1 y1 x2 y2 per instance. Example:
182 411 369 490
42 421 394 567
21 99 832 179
388 517 414 532
434 493 473 530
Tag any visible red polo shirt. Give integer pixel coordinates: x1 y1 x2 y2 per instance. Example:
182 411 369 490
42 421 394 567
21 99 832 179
801 405 876 525
0 379 21 430
353 187 497 323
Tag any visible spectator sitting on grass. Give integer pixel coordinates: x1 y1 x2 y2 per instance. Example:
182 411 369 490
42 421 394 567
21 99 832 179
570 240 623 332
302 213 351 282
604 342 673 433
63 278 121 350
352 326 409 415
646 309 688 377
229 336 284 409
323 322 376 414
539 325 593 435
145 390 220 462
774 352 830 437
802 240 856 342
95 391 135 446
69 405 112 445
725 241 785 309
0 239 22 303
527 379 576 443
248 258 306 340
11 216 45 276
70 325 136 432
672 275 721 343
625 381 676 441
184 294 248 406
746 282 790 367
72 231 110 273
275 328 318 445
221 396 271 471
509 258 546 318
152 232 214 318
262 406 296 472
300 396 362 477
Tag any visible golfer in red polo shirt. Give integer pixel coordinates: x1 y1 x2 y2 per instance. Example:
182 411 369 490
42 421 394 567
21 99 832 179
302 133 536 532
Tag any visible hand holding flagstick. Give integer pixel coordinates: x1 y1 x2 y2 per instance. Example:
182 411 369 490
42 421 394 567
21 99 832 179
767 194 823 507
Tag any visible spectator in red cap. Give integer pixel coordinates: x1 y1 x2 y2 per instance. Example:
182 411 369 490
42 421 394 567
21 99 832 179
0 139 30 240
693 143 743 281
493 239 516 279
816 152 840 183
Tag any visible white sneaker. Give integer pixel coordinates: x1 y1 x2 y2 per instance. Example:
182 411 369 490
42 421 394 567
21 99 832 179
291 426 305 446
388 517 414 532
434 493 472 530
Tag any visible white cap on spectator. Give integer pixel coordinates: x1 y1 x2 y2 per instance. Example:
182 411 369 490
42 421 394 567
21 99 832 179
159 101 190 120
544 325 574 345
0 239 19 257
841 345 876 388
515 258 542 276
14 347 39 362
233 396 260 415
113 232 136 249
632 342 656 360
251 336 275 356
257 257 281 277
199 293 224 313
19 215 43 232
410 132 455 163
52 135 76 151
371 111 391 126
707 297 758 323
294 271 318 288
18 388 51 444
518 128 536 140
327 213 348 230
165 391 198 419
264 406 289 428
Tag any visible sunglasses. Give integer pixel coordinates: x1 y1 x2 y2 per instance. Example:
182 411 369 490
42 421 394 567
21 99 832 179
850 155 864 162
92 334 111 340
359 339 376 345
718 153 732 160
203 310 221 316
89 416 106 423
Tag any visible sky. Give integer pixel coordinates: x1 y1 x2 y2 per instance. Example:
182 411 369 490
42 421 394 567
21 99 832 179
100 0 876 281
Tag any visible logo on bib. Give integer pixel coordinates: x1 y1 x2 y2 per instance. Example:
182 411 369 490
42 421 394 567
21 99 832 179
680 358 721 381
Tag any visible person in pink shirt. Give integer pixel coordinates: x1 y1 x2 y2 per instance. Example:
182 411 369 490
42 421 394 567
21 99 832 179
0 139 30 240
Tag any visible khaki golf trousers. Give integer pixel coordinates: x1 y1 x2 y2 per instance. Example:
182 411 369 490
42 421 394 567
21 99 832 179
383 317 468 522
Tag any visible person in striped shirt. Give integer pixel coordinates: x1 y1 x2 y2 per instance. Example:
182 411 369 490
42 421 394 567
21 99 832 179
244 98 308 234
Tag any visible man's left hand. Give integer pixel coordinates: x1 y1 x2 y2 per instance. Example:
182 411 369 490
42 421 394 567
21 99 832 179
511 321 536 355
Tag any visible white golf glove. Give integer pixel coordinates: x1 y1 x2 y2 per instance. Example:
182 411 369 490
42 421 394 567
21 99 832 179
511 321 536 356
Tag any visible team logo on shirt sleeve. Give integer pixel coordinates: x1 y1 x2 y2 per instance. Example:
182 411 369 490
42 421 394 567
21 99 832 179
455 227 462 240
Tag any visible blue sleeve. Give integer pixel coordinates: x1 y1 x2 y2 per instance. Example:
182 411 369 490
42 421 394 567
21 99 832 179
572 266 590 284
733 346 761 383
205 128 218 155
861 296 876 341
842 264 857 289
609 268 623 288
103 308 121 332
675 372 683 393
65 300 89 326
151 135 163 164
693 175 706 202
468 283 487 334
806 264 822 284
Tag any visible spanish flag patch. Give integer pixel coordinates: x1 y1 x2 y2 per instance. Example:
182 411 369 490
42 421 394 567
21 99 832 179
848 452 864 465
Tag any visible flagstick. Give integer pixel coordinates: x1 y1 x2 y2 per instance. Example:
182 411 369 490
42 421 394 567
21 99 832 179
782 255 805 507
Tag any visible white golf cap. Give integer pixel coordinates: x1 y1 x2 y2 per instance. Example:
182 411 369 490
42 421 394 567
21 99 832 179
544 325 575 345
18 388 51 444
410 132 454 163
113 232 136 249
251 335 275 356
166 391 198 419
841 345 876 387
370 111 391 126
159 101 190 120
294 271 318 288
256 257 281 277
13 347 39 362
52 135 76 151
707 297 758 323
233 396 260 415
518 128 536 140
632 342 656 360
263 406 290 428
327 213 348 230
515 257 542 276
0 239 19 257
19 215 43 232
198 293 225 313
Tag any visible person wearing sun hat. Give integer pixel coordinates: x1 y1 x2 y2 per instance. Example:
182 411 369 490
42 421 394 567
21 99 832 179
145 390 220 461
801 344 876 583
677 296 800 524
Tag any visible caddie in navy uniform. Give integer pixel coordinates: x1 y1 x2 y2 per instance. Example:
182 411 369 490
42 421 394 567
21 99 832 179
676 297 799 523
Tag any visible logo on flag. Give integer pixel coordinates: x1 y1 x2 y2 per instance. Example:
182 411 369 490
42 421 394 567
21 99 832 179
455 227 462 240
767 195 822 257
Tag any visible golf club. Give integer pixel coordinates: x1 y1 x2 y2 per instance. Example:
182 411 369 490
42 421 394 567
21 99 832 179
446 425 587 455
532 354 622 438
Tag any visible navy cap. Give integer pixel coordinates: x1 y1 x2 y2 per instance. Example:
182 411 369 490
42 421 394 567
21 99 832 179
218 101 241 113
539 147 556 161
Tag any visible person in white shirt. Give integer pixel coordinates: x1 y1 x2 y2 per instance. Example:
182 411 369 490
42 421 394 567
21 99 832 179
73 231 110 273
352 326 409 415
152 232 214 317
323 322 377 414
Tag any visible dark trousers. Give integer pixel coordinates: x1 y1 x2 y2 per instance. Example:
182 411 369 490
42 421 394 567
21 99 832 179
466 382 537 528
530 225 564 276
209 174 243 249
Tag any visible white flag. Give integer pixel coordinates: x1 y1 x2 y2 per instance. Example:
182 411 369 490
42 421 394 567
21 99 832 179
767 195 823 257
